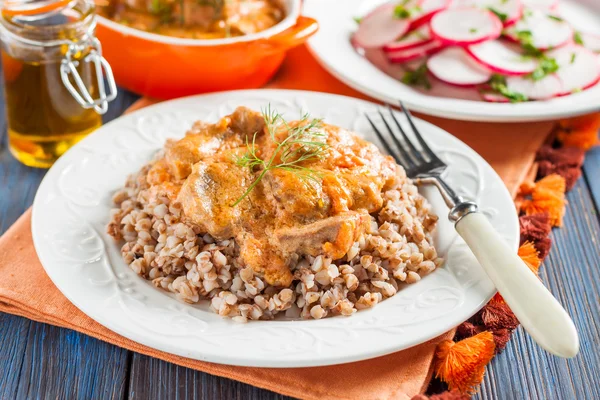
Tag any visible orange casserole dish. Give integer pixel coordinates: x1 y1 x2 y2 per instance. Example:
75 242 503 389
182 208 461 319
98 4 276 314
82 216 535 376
95 0 317 99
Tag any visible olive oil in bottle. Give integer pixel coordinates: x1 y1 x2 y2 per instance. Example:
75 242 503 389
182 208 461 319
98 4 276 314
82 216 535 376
0 0 116 168
3 52 102 168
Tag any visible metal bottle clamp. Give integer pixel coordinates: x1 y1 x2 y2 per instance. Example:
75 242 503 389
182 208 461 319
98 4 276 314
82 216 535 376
60 36 117 114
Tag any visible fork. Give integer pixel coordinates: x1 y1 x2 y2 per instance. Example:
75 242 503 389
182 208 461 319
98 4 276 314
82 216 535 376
366 103 579 358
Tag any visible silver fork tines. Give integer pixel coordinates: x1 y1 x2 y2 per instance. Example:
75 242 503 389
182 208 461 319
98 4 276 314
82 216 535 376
365 105 580 358
366 102 476 221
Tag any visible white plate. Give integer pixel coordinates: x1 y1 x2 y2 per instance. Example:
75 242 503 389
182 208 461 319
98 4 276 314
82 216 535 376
32 90 518 367
303 0 600 122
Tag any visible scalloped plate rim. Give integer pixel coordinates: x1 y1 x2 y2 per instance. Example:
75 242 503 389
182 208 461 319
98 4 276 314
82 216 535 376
31 89 518 367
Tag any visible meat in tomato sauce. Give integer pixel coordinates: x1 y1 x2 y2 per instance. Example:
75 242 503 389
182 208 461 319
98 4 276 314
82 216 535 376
146 107 400 287
98 0 285 39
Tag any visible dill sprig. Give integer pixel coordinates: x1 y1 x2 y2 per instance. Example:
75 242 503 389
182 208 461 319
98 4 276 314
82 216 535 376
232 106 329 206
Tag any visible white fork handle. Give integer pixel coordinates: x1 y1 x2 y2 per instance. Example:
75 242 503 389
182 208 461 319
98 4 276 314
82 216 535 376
455 212 579 358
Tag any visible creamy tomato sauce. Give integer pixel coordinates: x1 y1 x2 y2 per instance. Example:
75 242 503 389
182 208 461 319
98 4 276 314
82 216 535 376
146 107 400 286
98 0 285 39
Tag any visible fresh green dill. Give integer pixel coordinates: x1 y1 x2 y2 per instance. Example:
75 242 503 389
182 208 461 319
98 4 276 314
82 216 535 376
501 0 508 3
232 106 328 206
353 16 362 24
570 52 577 64
394 5 411 19
488 75 528 103
401 63 431 90
572 87 582 94
470 28 478 34
573 31 584 45
529 57 559 81
488 7 508 22
547 15 564 22
524 9 533 18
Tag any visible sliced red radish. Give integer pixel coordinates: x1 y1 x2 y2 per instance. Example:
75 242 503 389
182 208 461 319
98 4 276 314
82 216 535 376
427 46 492 86
480 91 511 102
505 74 563 99
448 0 522 26
578 32 600 53
430 8 502 46
353 3 412 48
467 40 538 75
522 0 558 11
504 10 573 50
387 40 445 63
411 0 452 27
549 45 600 94
383 25 433 52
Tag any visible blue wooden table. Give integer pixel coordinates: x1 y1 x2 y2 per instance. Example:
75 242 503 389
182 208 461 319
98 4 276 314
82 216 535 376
1 80 599 400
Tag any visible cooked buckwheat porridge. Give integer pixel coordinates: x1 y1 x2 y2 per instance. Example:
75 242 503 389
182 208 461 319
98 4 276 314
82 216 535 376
107 107 442 322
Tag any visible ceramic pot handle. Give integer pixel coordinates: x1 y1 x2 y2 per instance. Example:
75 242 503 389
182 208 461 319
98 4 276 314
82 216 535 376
256 16 319 54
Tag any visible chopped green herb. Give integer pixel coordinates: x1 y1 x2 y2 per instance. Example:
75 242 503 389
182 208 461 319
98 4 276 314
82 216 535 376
574 31 584 45
524 9 533 18
488 74 528 103
572 87 582 94
470 28 478 34
394 5 411 19
515 30 544 57
353 16 362 24
547 15 564 22
488 7 508 22
401 63 431 90
570 53 577 64
529 57 559 81
501 0 509 3
233 106 328 206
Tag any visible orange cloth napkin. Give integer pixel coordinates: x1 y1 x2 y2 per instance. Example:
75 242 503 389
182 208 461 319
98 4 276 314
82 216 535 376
0 45 552 399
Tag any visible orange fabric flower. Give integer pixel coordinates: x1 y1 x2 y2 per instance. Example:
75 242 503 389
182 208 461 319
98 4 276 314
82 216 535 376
435 332 496 394
518 241 542 275
519 174 566 227
557 113 600 150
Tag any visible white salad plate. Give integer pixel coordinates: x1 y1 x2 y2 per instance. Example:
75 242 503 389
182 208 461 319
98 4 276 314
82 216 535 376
32 90 518 367
303 0 600 122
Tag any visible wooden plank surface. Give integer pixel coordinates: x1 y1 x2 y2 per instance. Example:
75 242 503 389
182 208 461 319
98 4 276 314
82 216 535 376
475 177 600 400
0 79 139 400
582 146 600 214
128 354 290 400
0 78 599 399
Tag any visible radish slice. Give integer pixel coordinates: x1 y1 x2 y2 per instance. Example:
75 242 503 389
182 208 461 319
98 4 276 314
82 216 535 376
504 10 573 50
467 40 538 75
387 40 445 63
484 0 523 26
505 74 563 99
383 26 433 52
480 91 511 102
411 0 452 27
549 46 600 94
353 4 412 48
448 0 522 26
427 46 492 86
578 32 600 53
522 0 558 11
430 8 503 46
